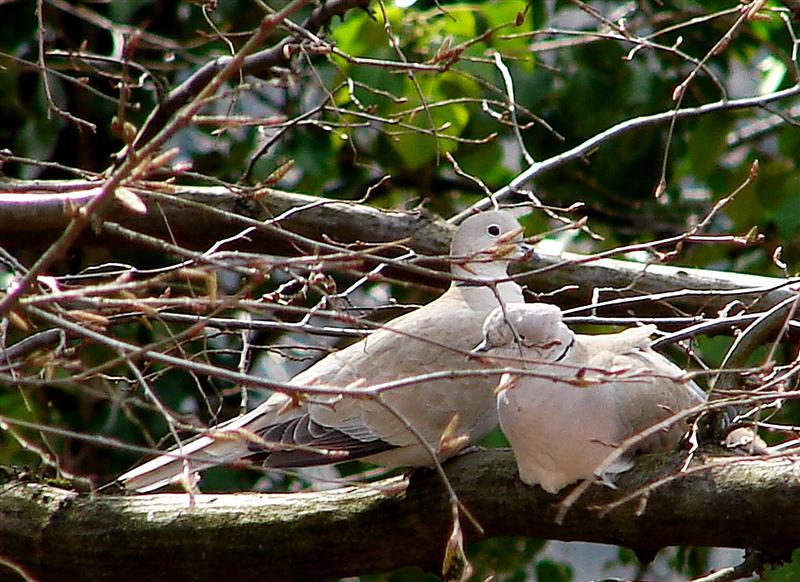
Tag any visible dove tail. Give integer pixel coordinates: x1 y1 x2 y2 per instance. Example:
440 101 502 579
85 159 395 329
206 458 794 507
119 395 289 492
118 434 251 493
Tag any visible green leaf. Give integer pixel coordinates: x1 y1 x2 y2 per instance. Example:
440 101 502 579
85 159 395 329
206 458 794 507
769 173 800 240
685 116 734 181
763 549 800 582
332 9 390 61
482 1 532 30
386 78 471 169
535 559 573 582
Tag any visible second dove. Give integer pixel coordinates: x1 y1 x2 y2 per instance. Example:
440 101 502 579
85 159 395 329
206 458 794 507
475 302 706 494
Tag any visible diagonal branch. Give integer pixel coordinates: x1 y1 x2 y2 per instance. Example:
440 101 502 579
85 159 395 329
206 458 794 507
451 83 800 222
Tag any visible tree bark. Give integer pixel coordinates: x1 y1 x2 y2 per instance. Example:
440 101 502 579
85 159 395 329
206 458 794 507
0 180 451 257
0 448 797 582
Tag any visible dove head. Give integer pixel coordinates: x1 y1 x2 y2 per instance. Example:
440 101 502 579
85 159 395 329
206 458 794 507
450 210 530 281
475 303 573 361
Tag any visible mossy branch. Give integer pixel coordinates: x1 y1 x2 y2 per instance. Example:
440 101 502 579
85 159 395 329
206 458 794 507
0 448 797 582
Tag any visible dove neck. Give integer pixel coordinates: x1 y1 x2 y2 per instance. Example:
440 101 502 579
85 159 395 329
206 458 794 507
453 277 522 306
450 257 521 304
451 258 512 282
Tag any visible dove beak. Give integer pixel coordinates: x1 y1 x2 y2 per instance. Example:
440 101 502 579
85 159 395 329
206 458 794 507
494 227 535 260
514 240 535 261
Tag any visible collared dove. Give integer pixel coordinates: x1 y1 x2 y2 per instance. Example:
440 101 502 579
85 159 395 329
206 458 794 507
474 302 706 494
120 210 531 492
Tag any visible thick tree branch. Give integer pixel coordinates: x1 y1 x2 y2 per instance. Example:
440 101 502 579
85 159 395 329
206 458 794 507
0 448 797 582
0 181 450 257
0 181 795 318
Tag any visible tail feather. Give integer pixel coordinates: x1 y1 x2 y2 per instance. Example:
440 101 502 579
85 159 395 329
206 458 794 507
119 396 290 492
118 434 250 492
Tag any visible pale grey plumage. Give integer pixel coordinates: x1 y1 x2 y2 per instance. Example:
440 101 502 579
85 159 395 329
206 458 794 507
120 210 529 492
477 303 706 494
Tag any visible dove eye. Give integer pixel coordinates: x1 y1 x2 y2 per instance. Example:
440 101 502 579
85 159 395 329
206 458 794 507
487 224 501 236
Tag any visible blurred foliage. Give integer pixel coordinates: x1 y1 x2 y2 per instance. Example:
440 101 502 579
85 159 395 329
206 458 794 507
2 0 800 580
670 546 712 579
764 549 800 580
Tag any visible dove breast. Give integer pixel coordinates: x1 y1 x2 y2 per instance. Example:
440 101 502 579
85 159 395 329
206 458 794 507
298 284 513 466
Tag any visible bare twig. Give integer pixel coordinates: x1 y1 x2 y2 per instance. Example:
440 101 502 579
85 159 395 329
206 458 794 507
452 84 800 221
